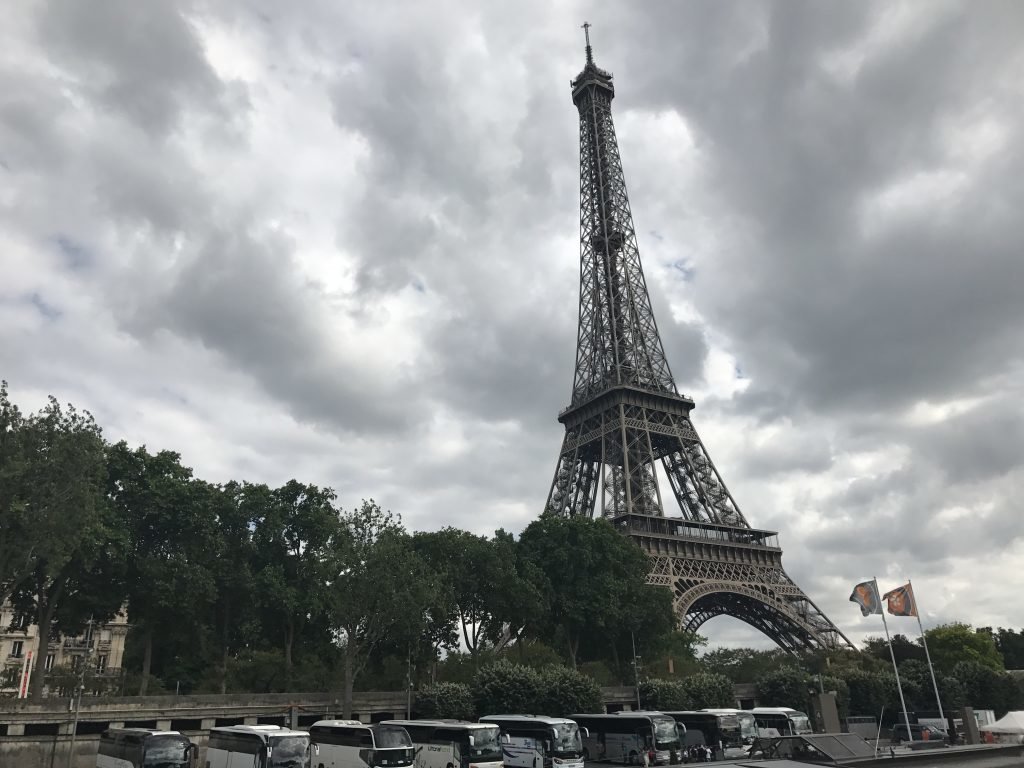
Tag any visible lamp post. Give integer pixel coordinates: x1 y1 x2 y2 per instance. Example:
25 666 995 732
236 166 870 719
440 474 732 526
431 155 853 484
631 632 642 710
66 618 94 768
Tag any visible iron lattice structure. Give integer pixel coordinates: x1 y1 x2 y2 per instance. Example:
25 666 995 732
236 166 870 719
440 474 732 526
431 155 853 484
545 30 853 652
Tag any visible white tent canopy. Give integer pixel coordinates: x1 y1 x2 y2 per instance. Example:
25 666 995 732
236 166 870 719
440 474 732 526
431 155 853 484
979 711 1024 734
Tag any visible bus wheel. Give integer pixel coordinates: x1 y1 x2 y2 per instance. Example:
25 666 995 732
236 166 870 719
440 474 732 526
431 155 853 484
628 751 638 765
583 749 590 761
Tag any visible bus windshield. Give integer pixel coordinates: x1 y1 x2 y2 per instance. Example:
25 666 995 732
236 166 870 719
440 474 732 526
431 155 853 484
653 718 680 749
789 715 812 735
551 723 582 756
737 714 756 741
468 727 502 761
143 736 191 768
374 726 413 748
269 735 310 768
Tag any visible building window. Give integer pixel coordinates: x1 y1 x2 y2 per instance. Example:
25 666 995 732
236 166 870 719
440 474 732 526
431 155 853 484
96 655 108 674
100 630 112 644
10 640 23 658
45 654 55 671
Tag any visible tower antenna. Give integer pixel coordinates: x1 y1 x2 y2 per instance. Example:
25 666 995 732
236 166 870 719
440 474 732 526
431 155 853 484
581 21 593 64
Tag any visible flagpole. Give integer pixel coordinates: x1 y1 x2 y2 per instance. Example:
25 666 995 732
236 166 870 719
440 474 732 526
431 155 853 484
910 579 945 729
876 578 914 744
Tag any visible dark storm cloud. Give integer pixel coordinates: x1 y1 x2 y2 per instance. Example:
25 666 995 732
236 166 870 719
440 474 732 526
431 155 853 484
36 0 228 136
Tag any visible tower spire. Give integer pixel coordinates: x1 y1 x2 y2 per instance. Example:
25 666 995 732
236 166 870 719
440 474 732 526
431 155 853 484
582 21 593 64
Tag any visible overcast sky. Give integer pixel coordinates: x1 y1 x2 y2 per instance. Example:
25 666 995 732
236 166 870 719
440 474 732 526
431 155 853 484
3 0 1023 651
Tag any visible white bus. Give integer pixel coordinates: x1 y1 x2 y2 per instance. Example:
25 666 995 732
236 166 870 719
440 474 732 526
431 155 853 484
98 728 197 768
382 720 503 768
751 708 813 736
206 724 312 768
479 715 584 768
309 720 415 768
570 713 682 765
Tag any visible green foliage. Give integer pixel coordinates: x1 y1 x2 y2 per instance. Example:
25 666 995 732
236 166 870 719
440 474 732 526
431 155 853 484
538 666 603 716
681 672 735 709
925 624 1004 673
473 660 544 716
989 628 1024 670
952 661 1022 715
836 668 887 716
757 666 814 709
863 634 926 665
415 682 475 720
519 516 669 668
640 678 691 710
701 647 790 683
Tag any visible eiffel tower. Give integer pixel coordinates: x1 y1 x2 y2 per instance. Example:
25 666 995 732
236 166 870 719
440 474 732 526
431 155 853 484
545 26 853 652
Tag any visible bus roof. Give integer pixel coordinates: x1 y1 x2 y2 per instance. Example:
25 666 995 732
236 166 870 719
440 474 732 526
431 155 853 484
384 720 495 729
481 715 578 726
311 720 369 729
701 709 749 715
103 729 184 737
210 725 309 738
752 707 805 714
570 712 672 720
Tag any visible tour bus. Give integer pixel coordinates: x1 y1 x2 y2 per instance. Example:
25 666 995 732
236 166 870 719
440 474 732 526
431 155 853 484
206 724 312 768
569 713 682 765
479 715 584 768
751 707 813 736
661 711 755 759
382 720 504 768
98 728 198 768
700 709 757 757
309 720 415 768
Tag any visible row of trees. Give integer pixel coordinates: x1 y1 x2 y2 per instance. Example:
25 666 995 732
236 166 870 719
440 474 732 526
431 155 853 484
3 384 1023 718
0 384 682 711
712 625 1024 718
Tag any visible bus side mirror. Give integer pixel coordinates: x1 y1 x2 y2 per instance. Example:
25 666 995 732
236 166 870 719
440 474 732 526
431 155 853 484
580 728 589 739
544 741 551 753
313 744 320 755
468 736 476 747
502 734 511 744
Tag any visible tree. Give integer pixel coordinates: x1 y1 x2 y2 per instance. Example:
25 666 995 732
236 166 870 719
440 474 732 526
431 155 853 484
640 679 691 710
251 480 342 690
952 661 1021 715
991 628 1024 670
330 501 432 717
701 647 790 683
863 634 926 665
107 443 218 695
925 624 1003 674
473 660 543 716
0 382 33 606
518 516 657 668
411 529 510 658
538 666 603 716
415 682 475 720
7 394 114 700
836 668 887 717
757 666 814 710
680 672 735 709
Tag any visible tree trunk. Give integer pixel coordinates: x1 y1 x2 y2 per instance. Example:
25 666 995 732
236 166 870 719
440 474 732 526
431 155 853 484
567 631 579 670
220 602 230 695
342 634 357 719
610 639 621 682
138 625 153 696
29 589 57 702
284 618 295 691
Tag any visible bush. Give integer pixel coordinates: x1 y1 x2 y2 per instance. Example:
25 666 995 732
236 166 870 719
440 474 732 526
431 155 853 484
757 666 813 710
680 672 734 709
415 682 475 720
539 666 602 716
474 660 543 716
640 678 691 710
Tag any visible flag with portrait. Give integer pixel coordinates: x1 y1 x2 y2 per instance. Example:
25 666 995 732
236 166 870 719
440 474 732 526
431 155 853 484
849 580 882 616
883 583 917 616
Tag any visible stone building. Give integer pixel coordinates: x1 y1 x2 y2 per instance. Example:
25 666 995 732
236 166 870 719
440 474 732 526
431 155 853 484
0 602 128 697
